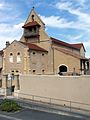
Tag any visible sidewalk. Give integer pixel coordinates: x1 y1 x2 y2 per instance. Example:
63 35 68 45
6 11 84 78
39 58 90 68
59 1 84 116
6 96 90 119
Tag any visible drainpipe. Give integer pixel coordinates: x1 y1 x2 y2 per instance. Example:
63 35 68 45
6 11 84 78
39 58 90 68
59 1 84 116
80 59 82 74
52 46 55 74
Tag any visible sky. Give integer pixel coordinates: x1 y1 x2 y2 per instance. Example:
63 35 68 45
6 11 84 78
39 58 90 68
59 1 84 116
0 0 90 57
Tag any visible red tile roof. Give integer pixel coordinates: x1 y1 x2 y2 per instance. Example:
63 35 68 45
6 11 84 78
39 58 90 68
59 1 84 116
51 37 80 50
22 21 40 28
71 43 86 52
71 43 82 49
20 42 48 52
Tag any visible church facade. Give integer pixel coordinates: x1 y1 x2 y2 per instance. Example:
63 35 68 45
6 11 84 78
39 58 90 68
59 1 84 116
0 7 89 79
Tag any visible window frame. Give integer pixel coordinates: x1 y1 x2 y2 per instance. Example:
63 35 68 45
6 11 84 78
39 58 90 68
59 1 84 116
9 53 13 63
17 52 21 63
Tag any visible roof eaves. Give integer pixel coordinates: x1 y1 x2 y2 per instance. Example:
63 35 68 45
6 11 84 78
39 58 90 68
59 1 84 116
22 21 40 28
51 37 80 51
20 42 48 52
71 43 86 52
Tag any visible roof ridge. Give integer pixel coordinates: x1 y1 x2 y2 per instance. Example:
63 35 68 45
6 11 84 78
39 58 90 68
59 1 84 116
25 7 45 25
51 37 79 50
71 43 83 45
71 43 86 52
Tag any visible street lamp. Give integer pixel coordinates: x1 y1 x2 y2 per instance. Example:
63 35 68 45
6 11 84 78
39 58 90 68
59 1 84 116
8 73 14 95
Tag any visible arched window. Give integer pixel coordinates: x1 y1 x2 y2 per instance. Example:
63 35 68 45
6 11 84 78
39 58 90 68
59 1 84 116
33 70 36 74
42 53 44 56
58 65 68 75
9 53 13 63
33 52 36 55
17 52 21 63
59 65 67 72
42 69 45 74
32 15 35 21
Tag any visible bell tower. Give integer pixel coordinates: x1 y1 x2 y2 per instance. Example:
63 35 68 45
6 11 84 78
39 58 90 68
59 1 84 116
22 8 41 43
20 7 49 43
22 21 40 43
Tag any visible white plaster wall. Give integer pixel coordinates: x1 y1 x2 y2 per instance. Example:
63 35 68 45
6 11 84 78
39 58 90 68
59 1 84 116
19 75 90 110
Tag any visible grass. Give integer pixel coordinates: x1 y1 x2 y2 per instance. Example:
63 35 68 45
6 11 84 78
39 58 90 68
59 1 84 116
0 99 22 112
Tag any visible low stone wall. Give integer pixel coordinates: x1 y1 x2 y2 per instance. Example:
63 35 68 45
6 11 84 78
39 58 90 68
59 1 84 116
19 75 90 110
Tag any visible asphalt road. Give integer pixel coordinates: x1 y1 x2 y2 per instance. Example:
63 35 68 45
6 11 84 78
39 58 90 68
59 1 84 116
0 108 88 120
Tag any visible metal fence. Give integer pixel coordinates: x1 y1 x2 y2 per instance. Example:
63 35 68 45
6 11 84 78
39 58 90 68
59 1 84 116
0 88 90 114
16 92 90 113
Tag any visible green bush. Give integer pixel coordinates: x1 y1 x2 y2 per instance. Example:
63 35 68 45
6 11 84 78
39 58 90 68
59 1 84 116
0 99 22 112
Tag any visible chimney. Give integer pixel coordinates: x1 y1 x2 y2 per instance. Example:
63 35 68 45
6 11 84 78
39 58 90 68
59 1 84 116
6 41 10 47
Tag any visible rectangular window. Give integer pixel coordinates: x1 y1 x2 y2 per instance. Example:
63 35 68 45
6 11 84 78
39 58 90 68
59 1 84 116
9 53 13 63
17 52 21 63
9 56 13 63
17 56 21 63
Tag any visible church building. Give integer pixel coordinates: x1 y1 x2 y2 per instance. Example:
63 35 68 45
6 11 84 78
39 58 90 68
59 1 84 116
0 7 89 79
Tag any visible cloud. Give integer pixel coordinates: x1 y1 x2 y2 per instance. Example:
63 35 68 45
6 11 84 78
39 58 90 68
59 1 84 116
83 40 90 48
39 1 90 33
0 2 14 11
56 2 90 22
0 1 25 50
40 15 73 28
72 35 83 40
67 35 83 42
74 0 86 6
56 2 72 10
58 34 83 43
40 14 90 32
0 23 23 50
0 3 4 9
14 23 24 29
0 23 23 33
55 1 90 29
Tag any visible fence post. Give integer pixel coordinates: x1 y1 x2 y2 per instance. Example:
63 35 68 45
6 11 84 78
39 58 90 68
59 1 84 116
32 95 34 101
70 101 71 112
50 98 51 104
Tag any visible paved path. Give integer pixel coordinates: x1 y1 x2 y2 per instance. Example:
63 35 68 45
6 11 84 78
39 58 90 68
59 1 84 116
0 108 88 120
0 114 22 120
0 97 89 120
13 97 90 118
